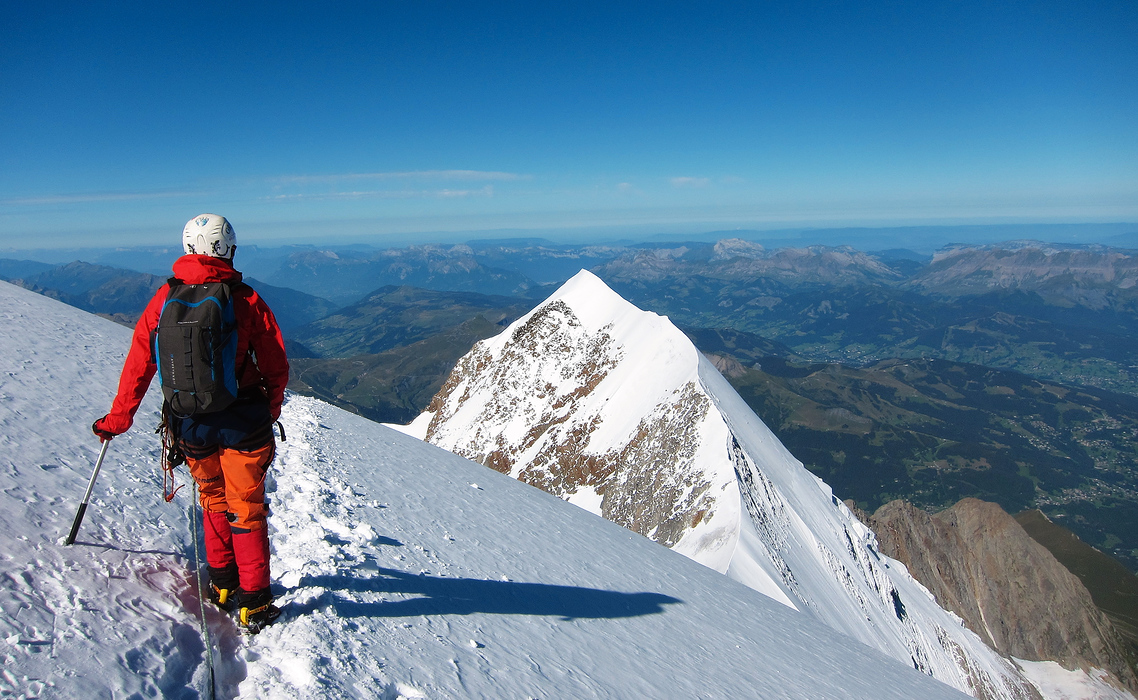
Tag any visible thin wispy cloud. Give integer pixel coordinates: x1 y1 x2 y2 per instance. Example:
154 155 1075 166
273 170 529 185
4 190 206 206
265 186 495 201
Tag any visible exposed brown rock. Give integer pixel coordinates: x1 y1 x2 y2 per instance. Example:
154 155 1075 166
593 382 716 547
425 298 719 550
843 499 871 525
863 497 1137 692
1015 509 1138 662
705 353 748 378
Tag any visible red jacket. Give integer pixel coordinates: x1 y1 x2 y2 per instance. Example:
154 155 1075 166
101 255 290 435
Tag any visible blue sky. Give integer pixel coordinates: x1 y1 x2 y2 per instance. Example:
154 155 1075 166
2 1 1136 247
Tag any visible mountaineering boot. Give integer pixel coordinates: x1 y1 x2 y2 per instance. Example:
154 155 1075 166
207 563 239 612
236 587 280 634
230 525 275 632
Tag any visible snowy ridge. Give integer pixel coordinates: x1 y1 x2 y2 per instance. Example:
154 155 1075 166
416 270 1041 699
0 279 976 698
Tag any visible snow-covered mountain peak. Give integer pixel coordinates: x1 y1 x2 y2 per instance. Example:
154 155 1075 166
487 268 699 385
423 271 724 561
416 274 1044 700
541 268 638 326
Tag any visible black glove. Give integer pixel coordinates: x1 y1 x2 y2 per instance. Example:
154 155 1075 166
92 415 119 442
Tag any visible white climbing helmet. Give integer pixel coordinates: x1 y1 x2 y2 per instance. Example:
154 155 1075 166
182 213 236 259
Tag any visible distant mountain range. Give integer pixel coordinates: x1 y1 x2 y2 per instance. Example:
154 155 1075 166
7 238 1138 575
0 259 336 331
267 245 551 305
290 285 533 357
912 243 1138 303
598 242 1138 396
0 260 167 323
289 315 517 424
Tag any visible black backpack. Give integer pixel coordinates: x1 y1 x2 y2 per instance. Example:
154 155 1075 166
153 278 246 416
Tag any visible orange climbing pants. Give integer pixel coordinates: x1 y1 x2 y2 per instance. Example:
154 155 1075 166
186 443 274 531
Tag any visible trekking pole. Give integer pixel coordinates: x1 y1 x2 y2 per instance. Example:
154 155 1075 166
64 440 111 546
190 483 218 700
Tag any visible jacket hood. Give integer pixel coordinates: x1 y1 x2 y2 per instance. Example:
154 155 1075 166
171 255 244 285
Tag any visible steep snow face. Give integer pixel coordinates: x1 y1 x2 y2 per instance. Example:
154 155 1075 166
418 270 1041 700
0 279 975 699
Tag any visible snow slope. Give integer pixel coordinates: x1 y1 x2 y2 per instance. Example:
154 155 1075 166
0 279 977 698
1015 660 1136 700
411 270 1042 699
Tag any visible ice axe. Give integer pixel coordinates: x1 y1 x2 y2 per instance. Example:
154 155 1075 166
64 439 111 546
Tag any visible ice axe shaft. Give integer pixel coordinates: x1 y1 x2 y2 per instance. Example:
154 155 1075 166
64 439 111 546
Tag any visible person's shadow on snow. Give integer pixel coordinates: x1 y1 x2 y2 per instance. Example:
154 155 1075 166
287 567 681 621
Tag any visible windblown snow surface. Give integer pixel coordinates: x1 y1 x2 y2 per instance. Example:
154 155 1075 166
1014 660 1137 700
406 270 1103 700
0 279 983 698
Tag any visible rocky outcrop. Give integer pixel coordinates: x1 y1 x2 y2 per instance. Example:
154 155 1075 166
703 352 748 378
858 498 1137 692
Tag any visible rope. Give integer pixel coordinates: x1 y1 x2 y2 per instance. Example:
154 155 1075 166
190 483 217 700
156 412 184 502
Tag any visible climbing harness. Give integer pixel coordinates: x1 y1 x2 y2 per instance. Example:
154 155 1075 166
156 407 186 502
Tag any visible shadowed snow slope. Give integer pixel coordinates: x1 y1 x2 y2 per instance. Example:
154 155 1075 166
413 270 1040 700
0 278 974 698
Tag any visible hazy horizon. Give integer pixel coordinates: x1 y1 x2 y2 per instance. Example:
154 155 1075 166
4 222 1138 271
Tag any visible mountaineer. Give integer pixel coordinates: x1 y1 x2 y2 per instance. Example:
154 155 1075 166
93 213 289 632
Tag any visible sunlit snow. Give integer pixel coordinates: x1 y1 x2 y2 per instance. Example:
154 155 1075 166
1015 659 1136 700
0 279 980 698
